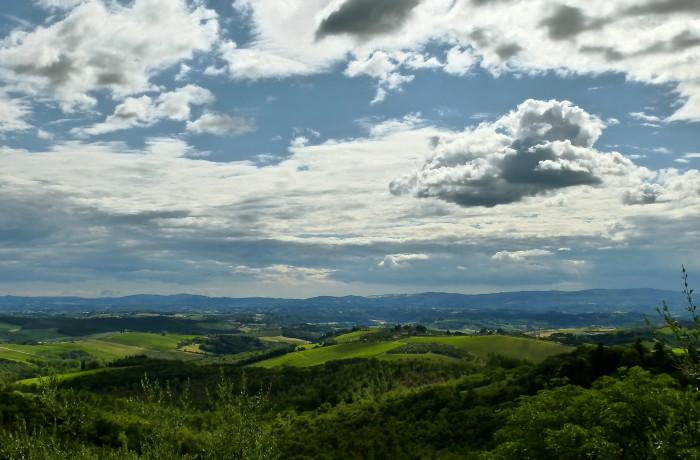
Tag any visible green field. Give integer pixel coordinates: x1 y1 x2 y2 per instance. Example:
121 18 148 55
251 342 404 368
102 332 193 352
252 335 573 368
0 332 200 364
0 347 40 362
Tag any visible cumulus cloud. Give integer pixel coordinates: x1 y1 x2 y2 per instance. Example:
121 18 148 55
0 0 218 109
378 253 429 269
390 99 633 207
623 183 665 205
156 85 215 122
345 51 415 103
186 113 256 135
443 47 476 76
74 85 215 136
316 0 421 40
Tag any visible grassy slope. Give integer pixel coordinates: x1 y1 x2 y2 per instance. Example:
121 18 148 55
16 367 124 386
253 335 573 368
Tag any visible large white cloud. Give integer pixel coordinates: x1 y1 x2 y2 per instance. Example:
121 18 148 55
0 0 219 109
390 99 645 207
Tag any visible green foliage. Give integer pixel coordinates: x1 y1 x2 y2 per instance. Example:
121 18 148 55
0 371 279 459
483 367 700 459
653 266 700 383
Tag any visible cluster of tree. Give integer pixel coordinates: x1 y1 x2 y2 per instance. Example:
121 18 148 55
386 342 472 359
545 327 654 347
198 334 266 355
279 324 330 342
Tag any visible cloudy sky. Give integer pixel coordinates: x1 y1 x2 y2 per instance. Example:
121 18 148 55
0 0 699 298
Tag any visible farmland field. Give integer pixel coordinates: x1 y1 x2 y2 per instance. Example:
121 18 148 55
0 332 202 363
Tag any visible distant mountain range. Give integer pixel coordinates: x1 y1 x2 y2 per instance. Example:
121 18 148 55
0 288 682 314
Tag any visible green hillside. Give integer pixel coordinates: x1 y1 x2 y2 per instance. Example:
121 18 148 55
401 335 572 363
252 334 572 368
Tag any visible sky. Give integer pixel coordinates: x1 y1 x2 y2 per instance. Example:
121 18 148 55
0 0 699 298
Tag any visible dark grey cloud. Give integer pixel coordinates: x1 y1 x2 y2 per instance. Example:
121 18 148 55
389 99 622 208
14 54 78 90
624 0 700 16
316 0 420 40
541 5 587 40
581 30 700 63
638 30 700 54
540 5 605 41
495 43 522 60
579 45 625 62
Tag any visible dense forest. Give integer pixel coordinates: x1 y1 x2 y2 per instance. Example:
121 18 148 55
0 340 697 459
